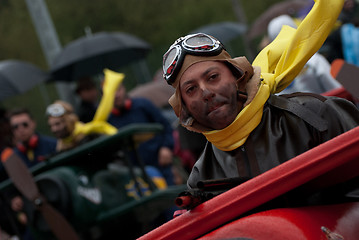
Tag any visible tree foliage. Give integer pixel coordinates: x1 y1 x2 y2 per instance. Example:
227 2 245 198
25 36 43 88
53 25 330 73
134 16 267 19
0 0 282 133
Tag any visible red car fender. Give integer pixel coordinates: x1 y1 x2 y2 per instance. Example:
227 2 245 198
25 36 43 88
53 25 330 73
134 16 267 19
199 202 359 240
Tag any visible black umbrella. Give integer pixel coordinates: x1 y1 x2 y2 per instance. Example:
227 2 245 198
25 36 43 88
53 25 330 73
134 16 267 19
247 0 310 40
190 21 247 44
129 79 175 108
50 31 151 81
0 60 50 101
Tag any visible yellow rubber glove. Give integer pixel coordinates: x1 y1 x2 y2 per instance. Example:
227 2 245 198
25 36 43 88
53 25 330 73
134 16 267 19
75 69 124 136
93 69 125 122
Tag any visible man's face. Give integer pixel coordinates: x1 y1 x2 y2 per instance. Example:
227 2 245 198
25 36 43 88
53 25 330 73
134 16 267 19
113 85 126 108
10 113 36 143
180 61 241 130
48 117 70 139
79 88 98 103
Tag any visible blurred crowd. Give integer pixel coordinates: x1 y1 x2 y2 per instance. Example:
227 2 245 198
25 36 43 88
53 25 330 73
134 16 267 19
258 0 359 100
0 70 204 239
252 0 359 113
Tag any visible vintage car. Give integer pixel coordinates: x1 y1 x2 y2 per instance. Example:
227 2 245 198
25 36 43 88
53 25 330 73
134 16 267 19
138 59 359 240
139 125 359 240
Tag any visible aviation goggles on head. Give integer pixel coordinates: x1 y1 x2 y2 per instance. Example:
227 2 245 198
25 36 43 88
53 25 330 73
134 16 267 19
163 33 224 85
46 103 66 117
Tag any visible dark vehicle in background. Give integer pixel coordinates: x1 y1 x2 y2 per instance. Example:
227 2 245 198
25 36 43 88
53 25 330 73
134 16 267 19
0 123 185 240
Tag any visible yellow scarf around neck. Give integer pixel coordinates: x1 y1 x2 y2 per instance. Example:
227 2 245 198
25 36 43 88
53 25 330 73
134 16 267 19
203 0 344 151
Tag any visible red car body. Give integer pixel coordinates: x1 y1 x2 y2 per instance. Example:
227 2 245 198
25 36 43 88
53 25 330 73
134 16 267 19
139 126 359 240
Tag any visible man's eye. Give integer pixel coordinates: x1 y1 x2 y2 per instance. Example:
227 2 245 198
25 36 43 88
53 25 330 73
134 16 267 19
186 86 196 95
209 73 219 81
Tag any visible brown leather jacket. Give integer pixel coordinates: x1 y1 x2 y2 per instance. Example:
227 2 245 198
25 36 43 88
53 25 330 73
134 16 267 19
187 93 359 189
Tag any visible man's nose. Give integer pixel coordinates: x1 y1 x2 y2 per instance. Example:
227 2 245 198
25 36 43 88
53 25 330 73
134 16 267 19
201 87 215 101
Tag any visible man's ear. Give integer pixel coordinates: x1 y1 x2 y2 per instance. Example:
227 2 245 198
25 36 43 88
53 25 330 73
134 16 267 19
236 73 247 92
179 102 194 127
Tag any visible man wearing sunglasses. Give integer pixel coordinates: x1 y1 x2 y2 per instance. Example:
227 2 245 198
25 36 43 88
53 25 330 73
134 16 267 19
8 108 57 237
9 108 57 167
163 0 359 194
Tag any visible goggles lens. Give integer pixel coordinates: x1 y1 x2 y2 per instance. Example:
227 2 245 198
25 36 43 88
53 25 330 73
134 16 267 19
46 103 66 117
163 33 223 85
183 34 217 51
163 45 181 80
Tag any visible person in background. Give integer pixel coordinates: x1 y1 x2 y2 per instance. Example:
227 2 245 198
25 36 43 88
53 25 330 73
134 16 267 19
0 108 22 239
338 0 359 67
75 77 99 123
46 100 89 151
47 72 175 224
107 79 176 186
320 0 359 63
162 0 359 206
46 69 124 152
9 108 57 167
266 14 342 94
8 108 57 240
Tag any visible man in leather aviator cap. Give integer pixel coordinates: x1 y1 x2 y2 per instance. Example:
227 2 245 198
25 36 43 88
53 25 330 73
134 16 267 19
162 0 359 195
